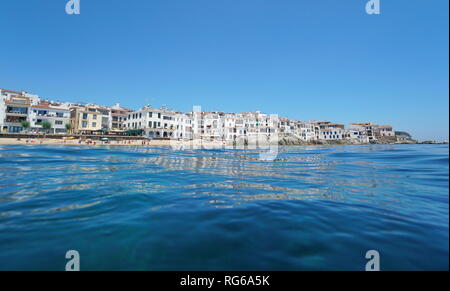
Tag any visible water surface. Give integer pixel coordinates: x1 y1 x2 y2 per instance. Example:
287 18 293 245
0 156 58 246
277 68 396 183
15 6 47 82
0 144 448 270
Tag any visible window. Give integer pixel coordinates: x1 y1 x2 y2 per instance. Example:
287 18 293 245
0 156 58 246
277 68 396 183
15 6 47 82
93 115 97 120
92 122 97 127
82 113 88 119
82 121 87 127
55 120 63 125
149 112 152 118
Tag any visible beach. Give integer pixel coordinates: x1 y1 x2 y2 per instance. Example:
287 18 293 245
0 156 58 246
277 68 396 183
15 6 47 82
1 136 441 147
0 137 228 148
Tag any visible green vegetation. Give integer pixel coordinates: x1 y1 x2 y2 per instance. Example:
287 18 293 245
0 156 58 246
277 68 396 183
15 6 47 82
395 131 411 137
126 129 143 136
65 123 72 134
20 120 30 132
42 121 52 134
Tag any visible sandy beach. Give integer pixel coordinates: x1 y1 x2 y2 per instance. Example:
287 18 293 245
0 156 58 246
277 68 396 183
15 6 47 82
0 137 229 148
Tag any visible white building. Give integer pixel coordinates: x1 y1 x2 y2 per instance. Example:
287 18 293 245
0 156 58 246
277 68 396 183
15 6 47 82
222 113 237 141
202 112 223 140
173 112 193 140
349 123 377 143
292 121 316 141
318 127 344 140
343 129 363 142
110 104 132 132
278 118 295 135
0 89 40 133
189 110 279 143
126 106 192 139
377 125 395 137
29 101 71 134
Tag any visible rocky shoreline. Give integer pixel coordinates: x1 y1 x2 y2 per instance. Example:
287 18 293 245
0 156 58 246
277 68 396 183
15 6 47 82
277 135 448 146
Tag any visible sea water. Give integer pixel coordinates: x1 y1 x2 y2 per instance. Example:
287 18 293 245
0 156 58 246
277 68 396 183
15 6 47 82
0 144 448 270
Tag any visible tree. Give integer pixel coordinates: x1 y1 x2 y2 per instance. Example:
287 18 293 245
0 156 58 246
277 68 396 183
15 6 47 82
20 120 30 133
41 121 52 137
65 123 72 134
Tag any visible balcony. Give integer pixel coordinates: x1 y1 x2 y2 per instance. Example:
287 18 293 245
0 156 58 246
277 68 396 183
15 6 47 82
4 118 26 125
6 111 28 116
35 113 67 118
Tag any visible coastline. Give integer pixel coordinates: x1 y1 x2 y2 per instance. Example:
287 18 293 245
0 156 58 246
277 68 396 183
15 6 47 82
0 137 227 147
0 137 446 147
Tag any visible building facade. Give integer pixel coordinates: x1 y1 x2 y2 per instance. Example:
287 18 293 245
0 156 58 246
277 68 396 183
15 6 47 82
70 104 111 134
349 122 378 143
126 106 189 139
0 89 40 133
110 104 131 132
29 101 71 134
377 125 395 137
1 88 398 142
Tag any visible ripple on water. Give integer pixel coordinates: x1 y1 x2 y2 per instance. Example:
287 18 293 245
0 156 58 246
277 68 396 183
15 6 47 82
0 144 448 270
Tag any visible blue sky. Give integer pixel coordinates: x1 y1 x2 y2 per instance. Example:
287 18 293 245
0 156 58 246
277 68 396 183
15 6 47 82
0 0 448 141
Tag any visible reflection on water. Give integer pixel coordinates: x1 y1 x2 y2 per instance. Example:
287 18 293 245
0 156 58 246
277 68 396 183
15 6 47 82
0 144 448 270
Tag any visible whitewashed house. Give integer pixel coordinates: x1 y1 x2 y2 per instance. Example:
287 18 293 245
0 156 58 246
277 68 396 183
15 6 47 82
173 112 193 140
222 113 237 141
29 101 71 134
377 125 395 137
318 127 344 140
126 106 183 139
349 123 377 143
0 89 40 133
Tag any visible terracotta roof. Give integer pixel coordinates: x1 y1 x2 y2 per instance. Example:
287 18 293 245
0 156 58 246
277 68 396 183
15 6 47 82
1 89 22 94
31 102 69 110
31 104 51 109
5 96 31 106
320 127 343 131
350 122 374 126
